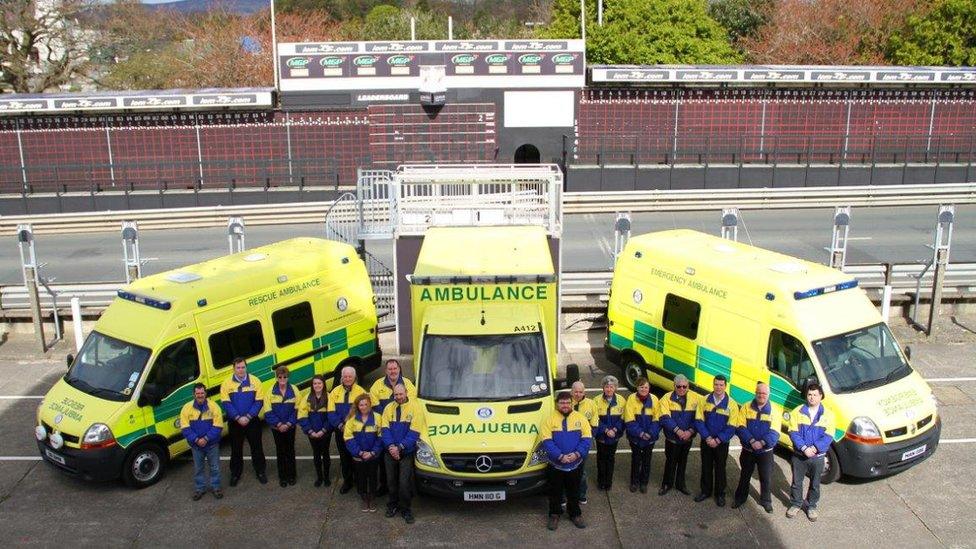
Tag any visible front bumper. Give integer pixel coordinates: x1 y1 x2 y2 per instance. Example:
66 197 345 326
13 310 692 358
36 438 124 482
835 417 941 478
416 468 549 499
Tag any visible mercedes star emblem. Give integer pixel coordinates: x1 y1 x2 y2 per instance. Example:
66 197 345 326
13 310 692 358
475 455 493 473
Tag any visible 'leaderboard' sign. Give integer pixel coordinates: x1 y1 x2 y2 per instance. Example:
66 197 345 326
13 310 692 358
278 40 585 92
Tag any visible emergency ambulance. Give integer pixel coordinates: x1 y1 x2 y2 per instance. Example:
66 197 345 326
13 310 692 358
604 230 940 482
35 238 381 487
408 226 576 500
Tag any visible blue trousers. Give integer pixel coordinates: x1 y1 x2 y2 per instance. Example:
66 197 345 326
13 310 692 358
191 444 221 492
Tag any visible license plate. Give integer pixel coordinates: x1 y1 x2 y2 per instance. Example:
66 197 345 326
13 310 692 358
463 491 506 502
901 445 926 461
44 449 65 465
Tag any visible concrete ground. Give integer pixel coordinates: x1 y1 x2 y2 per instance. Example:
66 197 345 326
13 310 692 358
0 315 974 548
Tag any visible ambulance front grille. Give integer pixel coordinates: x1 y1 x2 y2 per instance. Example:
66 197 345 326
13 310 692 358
43 422 80 444
441 452 527 474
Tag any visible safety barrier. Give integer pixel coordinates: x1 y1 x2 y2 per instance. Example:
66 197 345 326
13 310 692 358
3 182 973 237
3 264 974 318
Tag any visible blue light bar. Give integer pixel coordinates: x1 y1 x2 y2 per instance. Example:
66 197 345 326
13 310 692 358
117 290 171 310
793 280 858 300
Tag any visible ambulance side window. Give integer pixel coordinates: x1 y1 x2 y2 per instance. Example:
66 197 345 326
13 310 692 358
272 302 315 347
662 293 701 340
767 330 814 388
146 338 200 399
209 320 265 370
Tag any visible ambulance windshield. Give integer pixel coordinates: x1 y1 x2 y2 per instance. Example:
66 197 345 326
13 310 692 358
419 333 550 401
812 322 912 394
65 331 150 402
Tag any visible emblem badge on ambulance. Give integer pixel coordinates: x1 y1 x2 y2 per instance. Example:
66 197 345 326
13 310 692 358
54 414 63 425
337 297 348 312
633 289 643 304
476 407 494 420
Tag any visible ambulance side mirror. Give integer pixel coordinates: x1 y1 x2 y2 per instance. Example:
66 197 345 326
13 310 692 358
65 354 73 368
556 364 580 390
904 346 912 361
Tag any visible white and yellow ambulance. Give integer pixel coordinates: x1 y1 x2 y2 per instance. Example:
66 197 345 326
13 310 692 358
604 230 940 482
35 238 381 487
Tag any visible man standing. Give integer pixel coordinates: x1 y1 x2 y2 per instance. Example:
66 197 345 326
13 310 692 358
180 383 223 500
570 381 596 504
370 359 417 497
380 383 425 524
658 374 701 496
787 382 835 522
732 382 780 513
541 391 592 531
328 365 366 494
694 375 737 507
219 357 267 486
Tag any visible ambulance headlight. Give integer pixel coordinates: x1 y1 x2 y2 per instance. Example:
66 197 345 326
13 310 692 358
35 425 47 441
81 423 116 450
847 417 882 444
528 444 548 466
415 439 440 469
49 432 64 450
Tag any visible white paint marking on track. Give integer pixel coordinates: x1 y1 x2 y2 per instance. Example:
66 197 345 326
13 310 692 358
0 396 44 400
926 377 976 383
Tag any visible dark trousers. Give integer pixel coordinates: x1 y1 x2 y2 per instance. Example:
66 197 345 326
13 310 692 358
699 441 729 496
790 455 825 510
596 441 618 488
662 440 691 489
629 443 654 487
271 428 296 482
308 433 331 481
354 458 379 497
335 431 355 486
228 419 266 478
385 453 415 511
734 450 774 506
547 465 583 518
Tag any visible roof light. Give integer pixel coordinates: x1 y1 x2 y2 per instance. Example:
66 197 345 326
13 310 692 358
793 280 858 300
165 272 201 284
117 290 171 310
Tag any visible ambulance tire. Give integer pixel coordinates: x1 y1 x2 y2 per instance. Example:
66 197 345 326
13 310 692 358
620 352 646 391
821 446 841 484
122 441 167 488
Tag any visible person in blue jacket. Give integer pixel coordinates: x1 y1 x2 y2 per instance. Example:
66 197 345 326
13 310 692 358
380 383 425 524
265 366 300 487
658 374 702 496
787 382 836 522
180 383 223 500
694 375 737 507
298 375 332 487
345 392 383 512
219 357 267 486
591 375 625 491
623 377 659 494
732 382 780 513
541 391 592 531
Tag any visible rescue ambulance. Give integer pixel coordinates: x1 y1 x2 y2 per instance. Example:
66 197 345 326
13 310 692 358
604 230 940 482
35 238 381 487
408 226 576 500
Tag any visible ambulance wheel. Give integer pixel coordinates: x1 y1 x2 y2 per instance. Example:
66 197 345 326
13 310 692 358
821 446 841 484
123 441 167 488
621 353 646 391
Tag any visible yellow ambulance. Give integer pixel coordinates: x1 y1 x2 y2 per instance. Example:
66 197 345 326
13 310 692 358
604 230 940 482
35 238 381 487
408 226 576 500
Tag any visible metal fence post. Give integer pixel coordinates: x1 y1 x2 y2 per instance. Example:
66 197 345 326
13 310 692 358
721 208 739 241
926 205 954 336
17 224 45 352
228 217 246 255
881 263 893 325
121 221 141 283
828 206 851 269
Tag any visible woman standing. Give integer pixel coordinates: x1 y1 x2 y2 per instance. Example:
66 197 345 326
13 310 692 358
298 375 332 487
265 366 299 487
624 378 660 493
590 375 625 491
344 393 383 511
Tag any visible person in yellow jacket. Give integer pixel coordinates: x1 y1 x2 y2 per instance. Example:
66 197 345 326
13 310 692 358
219 357 267 486
787 382 836 522
344 393 383 512
541 391 592 531
380 383 425 524
369 358 417 497
657 374 702 496
623 377 659 494
591 375 625 491
180 383 223 500
328 365 366 494
570 381 596 504
264 365 300 487
298 374 332 487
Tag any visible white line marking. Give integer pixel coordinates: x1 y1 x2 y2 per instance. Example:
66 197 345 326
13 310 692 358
846 237 874 241
0 396 44 400
926 377 976 383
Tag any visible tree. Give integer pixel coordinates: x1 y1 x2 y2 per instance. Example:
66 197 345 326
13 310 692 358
0 0 97 93
708 0 772 46
358 4 456 40
887 0 976 65
542 0 741 64
742 0 922 65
